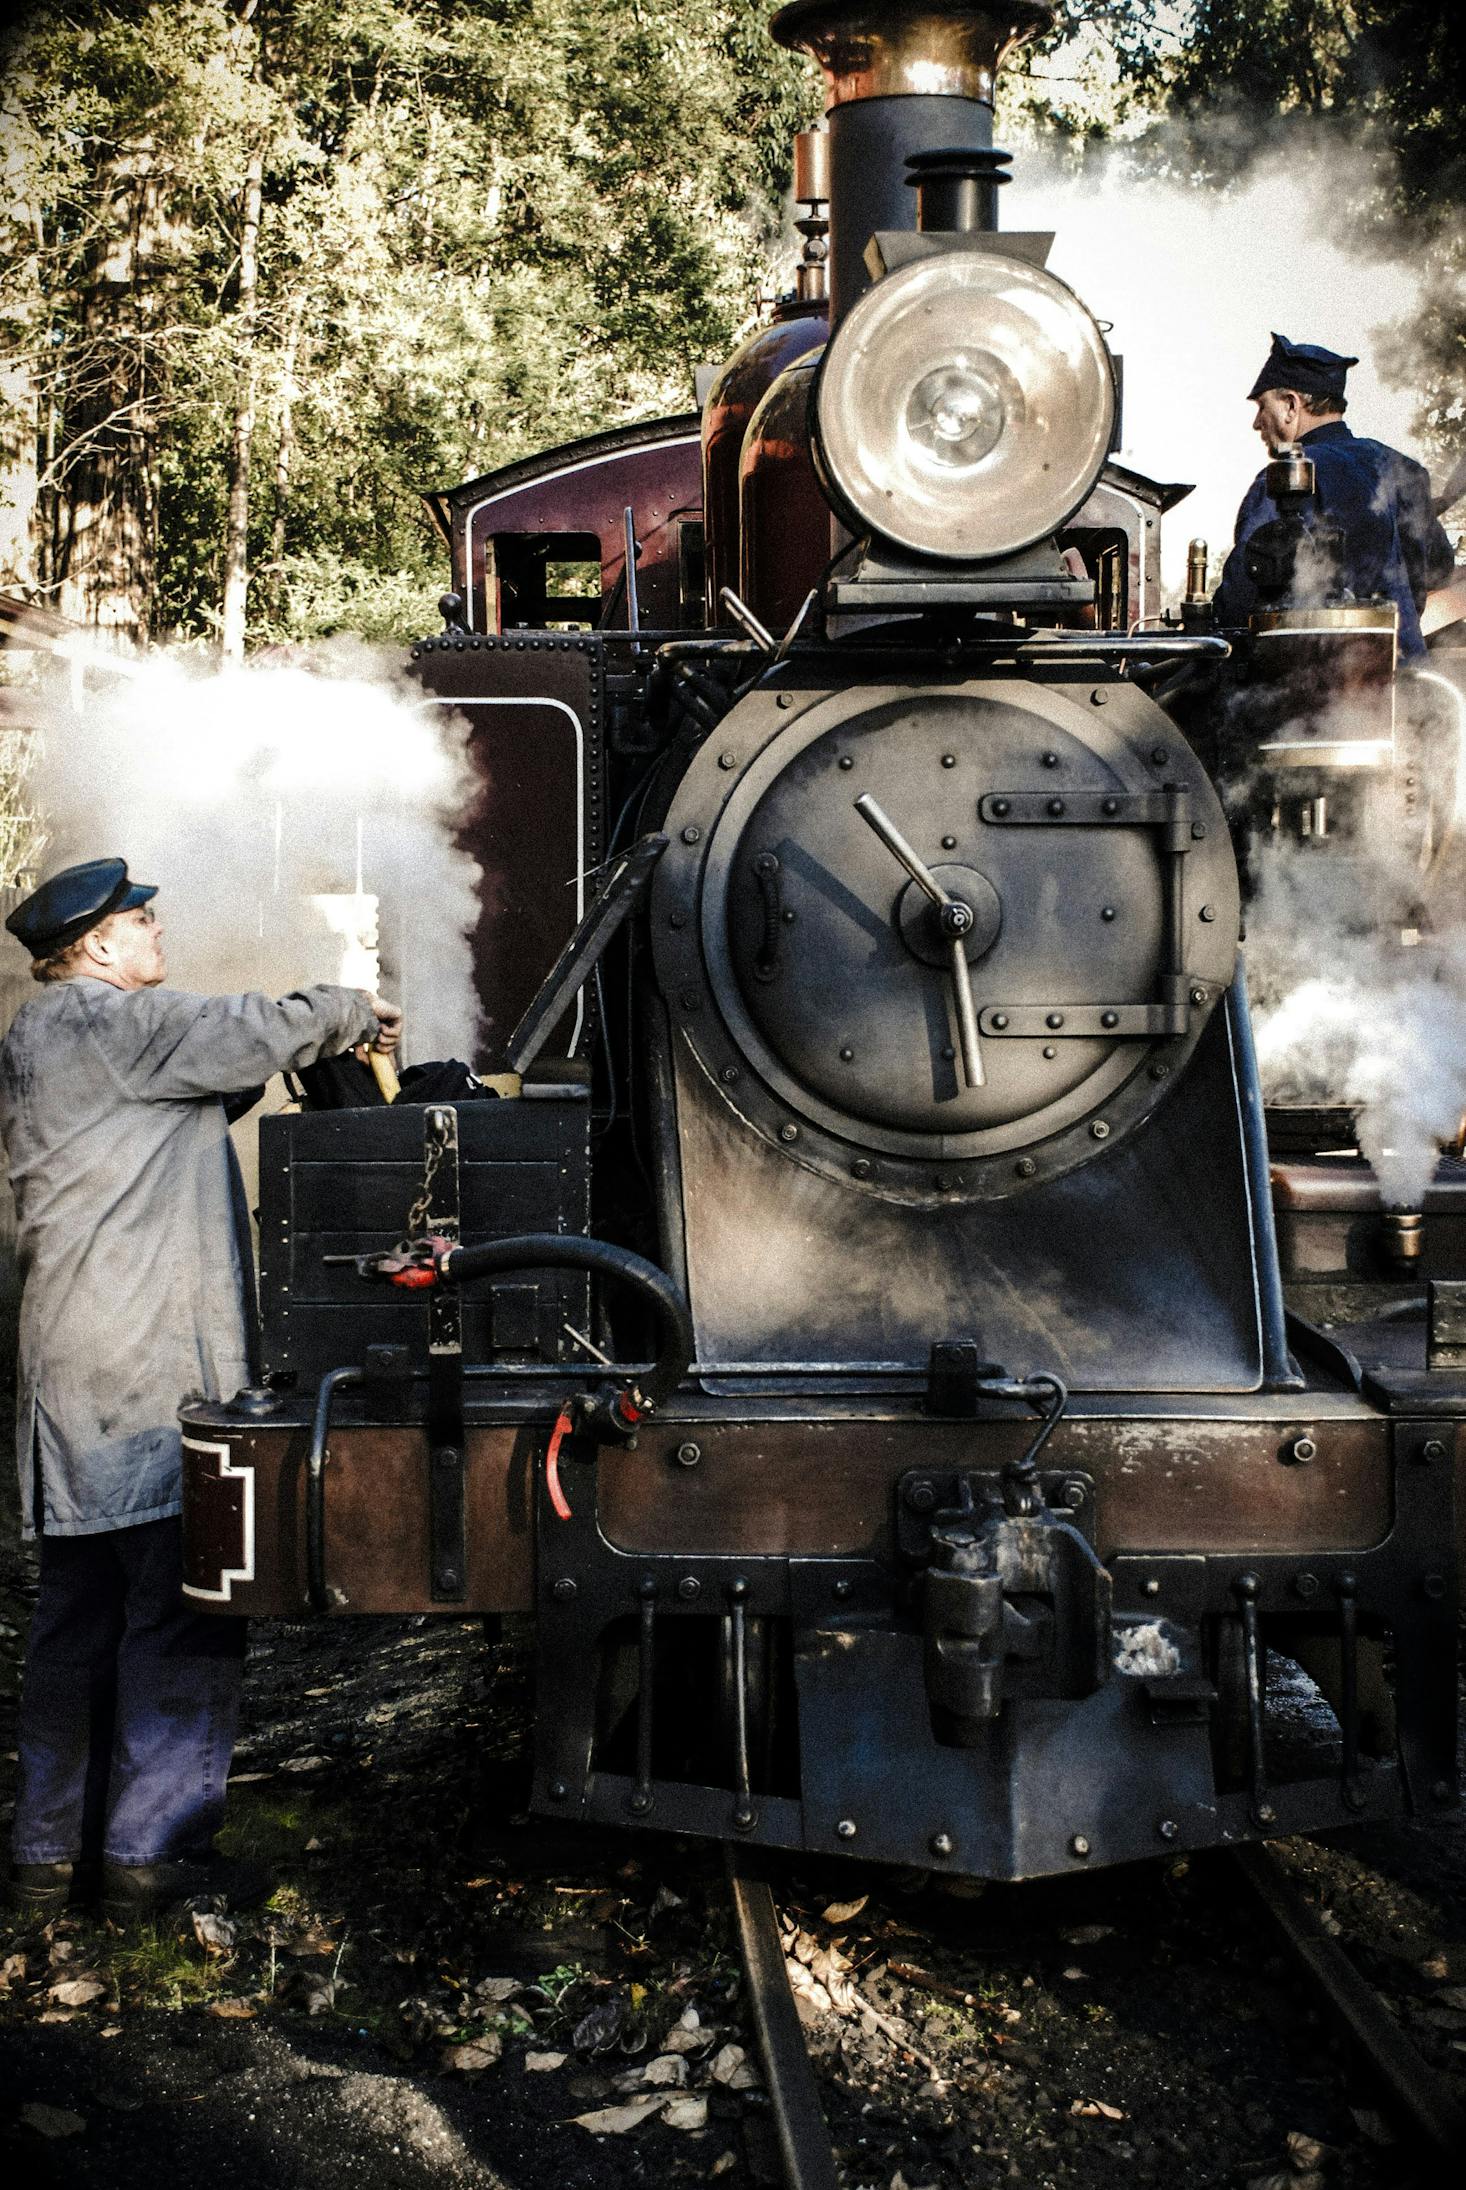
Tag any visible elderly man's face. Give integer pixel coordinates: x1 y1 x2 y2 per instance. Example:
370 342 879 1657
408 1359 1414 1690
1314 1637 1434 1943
92 904 167 990
1252 388 1305 448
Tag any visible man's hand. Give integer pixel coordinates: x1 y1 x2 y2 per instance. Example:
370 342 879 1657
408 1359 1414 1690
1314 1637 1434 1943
368 995 403 1056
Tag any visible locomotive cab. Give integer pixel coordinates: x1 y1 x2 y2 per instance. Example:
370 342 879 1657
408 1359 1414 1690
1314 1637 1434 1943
181 0 1462 1884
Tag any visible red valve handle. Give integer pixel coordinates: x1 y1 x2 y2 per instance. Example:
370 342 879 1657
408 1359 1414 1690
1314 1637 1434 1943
545 1407 574 1521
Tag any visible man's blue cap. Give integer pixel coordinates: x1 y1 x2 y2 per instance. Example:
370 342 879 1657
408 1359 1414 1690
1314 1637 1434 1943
5 858 157 957
1248 332 1358 404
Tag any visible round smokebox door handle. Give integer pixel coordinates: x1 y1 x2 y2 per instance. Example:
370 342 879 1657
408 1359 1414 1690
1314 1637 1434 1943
853 792 985 1089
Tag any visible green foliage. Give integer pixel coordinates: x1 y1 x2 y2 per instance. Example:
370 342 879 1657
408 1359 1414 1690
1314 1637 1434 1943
1 0 814 643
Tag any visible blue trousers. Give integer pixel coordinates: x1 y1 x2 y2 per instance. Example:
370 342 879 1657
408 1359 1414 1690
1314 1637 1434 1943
12 1517 247 1868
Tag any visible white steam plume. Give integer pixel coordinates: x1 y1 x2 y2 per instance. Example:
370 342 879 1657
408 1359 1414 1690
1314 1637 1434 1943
14 641 484 1065
1006 140 1451 600
1241 680 1466 1205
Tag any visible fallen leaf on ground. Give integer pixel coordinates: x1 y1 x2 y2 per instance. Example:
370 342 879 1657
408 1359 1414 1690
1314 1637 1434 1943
1061 1925 1115 1947
1285 2132 1332 2168
1432 1985 1466 2012
302 1686 332 1698
192 1912 237 1955
663 2094 709 2131
649 1886 685 1918
442 2034 502 2072
228 1772 273 1785
821 1893 869 1925
710 2042 759 2089
100 2026 121 2039
641 2054 688 2088
524 2051 566 2072
710 2155 738 2179
1060 1966 1087 1982
48 1939 76 1966
289 1924 336 1957
299 1977 335 2016
47 1976 106 2008
572 1996 628 2053
472 1976 520 2004
571 2093 666 2135
20 2102 86 2138
1349 2107 1394 2145
1070 2098 1125 2121
0 1952 27 1991
279 1755 328 1773
1419 1953 1450 1980
207 1997 257 2020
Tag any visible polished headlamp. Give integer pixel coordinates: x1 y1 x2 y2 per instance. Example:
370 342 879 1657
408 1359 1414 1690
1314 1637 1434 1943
812 247 1115 562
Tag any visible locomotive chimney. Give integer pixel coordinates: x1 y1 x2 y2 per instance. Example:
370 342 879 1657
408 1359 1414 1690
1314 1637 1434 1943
771 2 1055 323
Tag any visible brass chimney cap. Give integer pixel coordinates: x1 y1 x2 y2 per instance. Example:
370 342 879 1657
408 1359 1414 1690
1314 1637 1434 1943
771 2 1056 108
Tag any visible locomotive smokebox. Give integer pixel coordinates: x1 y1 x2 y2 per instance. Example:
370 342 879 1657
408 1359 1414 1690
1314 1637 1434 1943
772 1 1055 321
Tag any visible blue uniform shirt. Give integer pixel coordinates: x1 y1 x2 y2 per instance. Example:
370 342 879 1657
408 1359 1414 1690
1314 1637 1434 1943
1213 420 1455 659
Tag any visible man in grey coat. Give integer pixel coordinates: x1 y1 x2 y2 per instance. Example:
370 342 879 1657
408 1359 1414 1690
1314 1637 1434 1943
1 856 401 1921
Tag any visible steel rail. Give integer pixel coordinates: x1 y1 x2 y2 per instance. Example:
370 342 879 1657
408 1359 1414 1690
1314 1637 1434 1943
727 1856 841 2190
1231 1843 1466 2159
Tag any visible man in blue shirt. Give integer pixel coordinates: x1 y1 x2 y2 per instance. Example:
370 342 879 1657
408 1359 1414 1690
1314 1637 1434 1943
1213 332 1455 659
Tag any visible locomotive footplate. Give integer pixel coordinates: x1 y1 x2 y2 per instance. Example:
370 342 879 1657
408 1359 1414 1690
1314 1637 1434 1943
530 1419 1459 1882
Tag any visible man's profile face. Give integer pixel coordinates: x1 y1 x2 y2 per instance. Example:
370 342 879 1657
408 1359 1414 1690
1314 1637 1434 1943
93 904 167 989
1252 388 1303 448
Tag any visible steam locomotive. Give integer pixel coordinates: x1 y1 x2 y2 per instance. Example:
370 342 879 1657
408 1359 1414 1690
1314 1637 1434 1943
180 1 1462 1881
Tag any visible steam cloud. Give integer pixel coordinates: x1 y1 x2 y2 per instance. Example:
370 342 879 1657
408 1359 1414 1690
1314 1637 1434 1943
1006 138 1452 598
14 642 484 1065
1239 680 1466 1205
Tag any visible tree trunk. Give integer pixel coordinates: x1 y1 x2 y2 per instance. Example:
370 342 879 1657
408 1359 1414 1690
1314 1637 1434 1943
0 357 39 599
220 145 264 660
51 146 161 648
265 304 303 619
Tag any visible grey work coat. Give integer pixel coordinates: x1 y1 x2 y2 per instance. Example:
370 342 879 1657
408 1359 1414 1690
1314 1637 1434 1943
0 977 376 1537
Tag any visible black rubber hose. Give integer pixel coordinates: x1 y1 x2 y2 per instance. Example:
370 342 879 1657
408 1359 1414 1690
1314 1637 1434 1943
441 1234 694 1410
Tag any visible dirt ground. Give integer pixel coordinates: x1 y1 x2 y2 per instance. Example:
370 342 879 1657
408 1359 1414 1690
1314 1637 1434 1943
1 1461 1464 2190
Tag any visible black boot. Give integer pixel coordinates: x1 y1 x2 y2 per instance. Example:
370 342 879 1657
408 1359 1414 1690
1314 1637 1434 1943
101 1852 273 1924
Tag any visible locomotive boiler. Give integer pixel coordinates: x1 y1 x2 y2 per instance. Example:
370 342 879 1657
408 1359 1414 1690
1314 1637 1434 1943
180 0 1463 1881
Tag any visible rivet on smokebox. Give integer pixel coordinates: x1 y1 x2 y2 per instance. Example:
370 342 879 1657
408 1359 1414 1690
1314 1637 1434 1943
852 1158 872 1179
1089 689 1108 707
1199 904 1217 922
929 1832 955 1858
1156 1818 1178 1841
1069 1835 1091 1859
675 1442 701 1468
1190 986 1207 1006
777 692 795 709
551 1578 577 1602
721 1065 740 1085
1090 1120 1110 1140
1015 1156 1037 1178
779 1123 799 1143
836 1819 858 1840
1420 1437 1446 1462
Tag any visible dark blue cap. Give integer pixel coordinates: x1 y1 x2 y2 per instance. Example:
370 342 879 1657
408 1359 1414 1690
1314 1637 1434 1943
5 858 157 957
1248 332 1357 403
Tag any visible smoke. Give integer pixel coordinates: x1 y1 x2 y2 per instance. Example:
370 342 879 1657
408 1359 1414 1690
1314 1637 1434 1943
15 641 484 1064
1005 135 1455 600
1239 682 1466 1206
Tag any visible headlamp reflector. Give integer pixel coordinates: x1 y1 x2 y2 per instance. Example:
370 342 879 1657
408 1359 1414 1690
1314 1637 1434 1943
814 249 1115 561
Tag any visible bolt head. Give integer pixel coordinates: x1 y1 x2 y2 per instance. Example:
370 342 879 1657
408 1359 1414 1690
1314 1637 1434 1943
905 1479 937 1513
628 1792 652 1816
1149 1061 1171 1081
1143 1577 1161 1597
1090 689 1108 707
1157 1818 1177 1841
1151 746 1169 765
838 754 853 770
681 824 702 845
1255 1803 1277 1826
1059 1479 1087 1510
551 1577 577 1602
1069 1835 1091 1858
733 1805 756 1830
669 909 687 930
832 1578 852 1599
1284 1434 1317 1465
992 798 1011 817
1293 1572 1320 1599
941 752 957 768
1090 1120 1110 1140
676 1441 701 1467
1015 1156 1037 1179
1190 986 1207 1006
720 1065 739 1085
779 1122 798 1143
1422 1572 1447 1601
942 834 957 848
852 1158 872 1179
1047 798 1065 817
836 1819 857 1840
1421 1438 1446 1462
1191 822 1207 840
929 1832 954 1857
548 1780 568 1801
718 750 737 769
677 1575 701 1601
1042 751 1059 768
1199 904 1216 923
777 692 794 708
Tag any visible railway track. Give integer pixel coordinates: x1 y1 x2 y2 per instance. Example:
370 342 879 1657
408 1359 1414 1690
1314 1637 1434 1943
729 1843 1466 2189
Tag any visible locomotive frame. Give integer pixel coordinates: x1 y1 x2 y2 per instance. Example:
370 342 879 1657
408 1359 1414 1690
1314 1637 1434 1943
182 0 1463 1885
